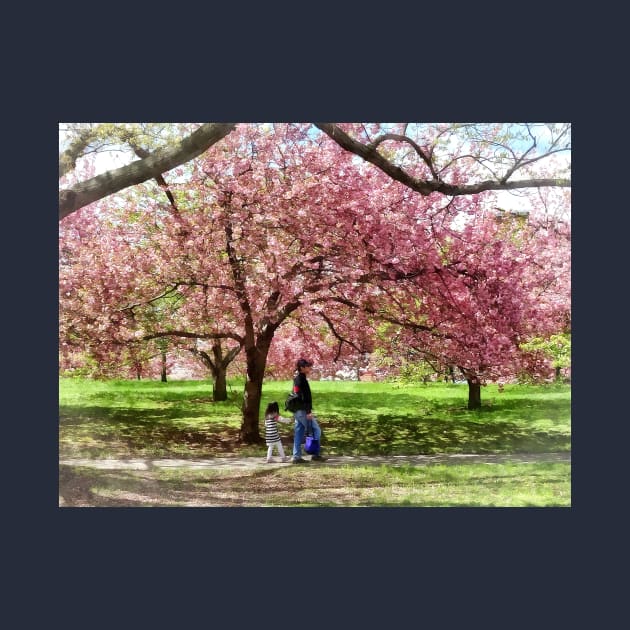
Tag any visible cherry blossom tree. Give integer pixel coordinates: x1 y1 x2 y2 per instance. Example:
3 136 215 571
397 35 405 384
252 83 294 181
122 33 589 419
59 122 570 437
325 188 570 408
60 123 406 440
172 123 431 440
59 200 244 398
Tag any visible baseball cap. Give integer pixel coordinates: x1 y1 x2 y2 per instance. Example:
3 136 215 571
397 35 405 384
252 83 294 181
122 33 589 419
296 358 313 368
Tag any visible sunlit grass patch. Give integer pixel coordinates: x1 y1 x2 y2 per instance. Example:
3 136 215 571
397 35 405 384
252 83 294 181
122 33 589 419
60 378 570 460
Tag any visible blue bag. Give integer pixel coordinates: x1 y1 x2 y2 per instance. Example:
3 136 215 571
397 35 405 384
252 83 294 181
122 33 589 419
304 419 319 454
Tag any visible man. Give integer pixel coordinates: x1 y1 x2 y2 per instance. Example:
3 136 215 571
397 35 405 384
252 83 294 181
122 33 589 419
291 358 326 463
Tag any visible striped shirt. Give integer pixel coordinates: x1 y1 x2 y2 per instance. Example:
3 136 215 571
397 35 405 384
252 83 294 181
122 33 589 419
264 413 290 445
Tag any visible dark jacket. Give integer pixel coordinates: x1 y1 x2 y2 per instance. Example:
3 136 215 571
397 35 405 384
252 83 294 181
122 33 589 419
293 371 312 413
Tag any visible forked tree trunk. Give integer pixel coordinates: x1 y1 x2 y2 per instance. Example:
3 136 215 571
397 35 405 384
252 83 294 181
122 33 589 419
188 341 241 402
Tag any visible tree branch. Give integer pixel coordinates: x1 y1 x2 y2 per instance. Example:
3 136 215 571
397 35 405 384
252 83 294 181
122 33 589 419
143 330 245 344
318 311 364 361
368 132 438 179
59 123 236 220
315 123 570 196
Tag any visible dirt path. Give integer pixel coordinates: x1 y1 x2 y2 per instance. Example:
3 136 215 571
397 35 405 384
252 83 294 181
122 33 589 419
60 451 570 471
59 452 571 507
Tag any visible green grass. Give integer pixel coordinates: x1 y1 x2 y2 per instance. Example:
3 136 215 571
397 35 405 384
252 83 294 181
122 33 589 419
59 378 570 507
59 378 571 459
59 461 570 507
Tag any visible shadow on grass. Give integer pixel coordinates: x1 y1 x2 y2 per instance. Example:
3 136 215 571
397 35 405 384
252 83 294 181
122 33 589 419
317 390 570 455
60 405 243 457
321 413 569 456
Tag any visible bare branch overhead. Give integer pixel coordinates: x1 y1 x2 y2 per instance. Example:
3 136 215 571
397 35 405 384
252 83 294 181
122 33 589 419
314 123 570 197
59 123 236 220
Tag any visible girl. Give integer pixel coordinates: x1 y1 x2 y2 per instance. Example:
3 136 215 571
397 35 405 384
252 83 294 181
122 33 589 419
263 401 291 463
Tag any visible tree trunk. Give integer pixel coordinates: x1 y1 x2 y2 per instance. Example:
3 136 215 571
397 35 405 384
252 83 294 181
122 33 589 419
239 336 273 444
161 351 167 383
467 378 482 410
213 368 227 401
555 366 561 381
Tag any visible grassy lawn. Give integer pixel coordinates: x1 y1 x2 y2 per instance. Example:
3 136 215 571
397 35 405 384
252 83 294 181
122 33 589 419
59 378 571 507
59 378 571 458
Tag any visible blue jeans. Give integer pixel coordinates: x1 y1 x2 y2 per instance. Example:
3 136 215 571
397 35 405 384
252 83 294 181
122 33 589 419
292 410 321 458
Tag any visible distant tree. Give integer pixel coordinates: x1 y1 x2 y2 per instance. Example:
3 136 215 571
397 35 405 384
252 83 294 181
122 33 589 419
520 333 571 382
186 340 242 400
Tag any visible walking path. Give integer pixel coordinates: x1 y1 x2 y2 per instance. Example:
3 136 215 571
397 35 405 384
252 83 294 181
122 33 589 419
60 451 570 471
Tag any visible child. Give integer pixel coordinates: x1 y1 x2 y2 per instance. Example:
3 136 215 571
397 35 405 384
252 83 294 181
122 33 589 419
263 401 292 463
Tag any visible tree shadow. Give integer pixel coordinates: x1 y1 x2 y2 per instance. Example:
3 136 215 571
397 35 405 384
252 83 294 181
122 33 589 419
60 405 242 456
